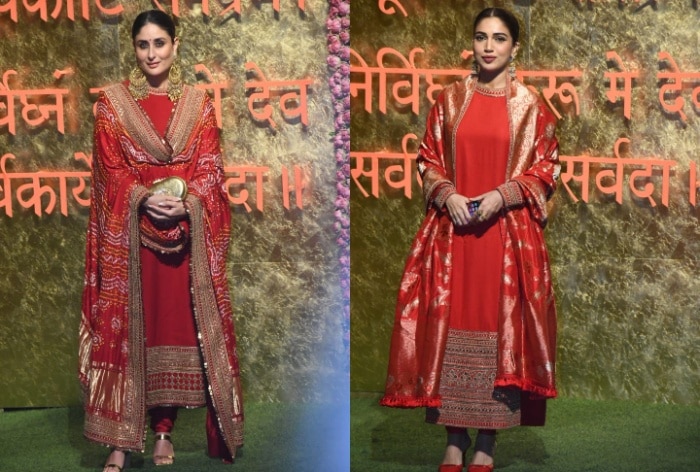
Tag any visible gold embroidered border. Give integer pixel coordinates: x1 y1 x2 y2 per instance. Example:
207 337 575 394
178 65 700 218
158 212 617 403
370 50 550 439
426 329 521 429
188 197 245 451
167 86 207 159
497 181 524 209
475 84 507 97
103 84 205 163
146 346 207 408
84 189 150 451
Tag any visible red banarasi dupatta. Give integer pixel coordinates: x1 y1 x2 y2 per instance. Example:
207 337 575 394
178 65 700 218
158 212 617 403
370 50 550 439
79 84 243 452
381 76 560 408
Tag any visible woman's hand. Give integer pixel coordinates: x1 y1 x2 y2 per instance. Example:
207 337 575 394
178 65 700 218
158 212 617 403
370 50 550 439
446 190 505 227
445 193 478 227
468 190 504 224
142 194 187 226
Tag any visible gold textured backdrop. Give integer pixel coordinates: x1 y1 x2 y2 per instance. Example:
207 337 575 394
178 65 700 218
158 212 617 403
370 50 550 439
351 0 699 404
0 1 347 407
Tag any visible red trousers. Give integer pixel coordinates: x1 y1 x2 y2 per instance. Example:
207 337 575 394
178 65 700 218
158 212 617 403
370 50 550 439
149 396 233 462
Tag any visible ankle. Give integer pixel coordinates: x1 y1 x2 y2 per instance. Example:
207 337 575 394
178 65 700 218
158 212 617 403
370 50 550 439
446 428 471 451
442 428 471 466
155 432 172 442
475 430 496 449
106 449 126 461
153 432 175 465
470 430 496 466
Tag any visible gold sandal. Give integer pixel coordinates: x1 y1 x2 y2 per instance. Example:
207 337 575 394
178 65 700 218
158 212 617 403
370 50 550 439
103 449 130 471
103 466 125 472
153 433 175 466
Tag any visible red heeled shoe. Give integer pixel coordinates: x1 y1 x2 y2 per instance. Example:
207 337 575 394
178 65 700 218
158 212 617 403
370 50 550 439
438 427 471 472
438 465 464 472
467 465 494 472
467 429 496 472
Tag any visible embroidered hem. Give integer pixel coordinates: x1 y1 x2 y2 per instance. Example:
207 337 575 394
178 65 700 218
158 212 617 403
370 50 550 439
425 329 522 429
146 345 207 408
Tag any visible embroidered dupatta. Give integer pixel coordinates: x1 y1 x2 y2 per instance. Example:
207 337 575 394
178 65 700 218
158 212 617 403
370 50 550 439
79 84 243 452
381 76 560 408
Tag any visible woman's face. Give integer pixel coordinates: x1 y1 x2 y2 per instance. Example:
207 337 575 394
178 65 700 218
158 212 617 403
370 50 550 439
472 17 518 81
133 22 179 88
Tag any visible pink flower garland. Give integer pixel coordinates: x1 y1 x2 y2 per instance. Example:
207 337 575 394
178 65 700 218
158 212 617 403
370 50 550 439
327 0 350 346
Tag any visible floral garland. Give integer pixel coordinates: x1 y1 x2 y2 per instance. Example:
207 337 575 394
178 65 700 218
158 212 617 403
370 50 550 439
327 0 350 348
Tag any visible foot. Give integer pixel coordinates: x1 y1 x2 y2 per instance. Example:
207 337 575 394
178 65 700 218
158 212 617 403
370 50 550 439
153 433 175 466
103 449 127 472
441 429 471 466
469 430 496 468
470 451 495 466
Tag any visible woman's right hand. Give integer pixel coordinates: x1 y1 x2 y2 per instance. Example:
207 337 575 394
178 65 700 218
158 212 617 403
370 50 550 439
142 194 187 226
445 193 477 227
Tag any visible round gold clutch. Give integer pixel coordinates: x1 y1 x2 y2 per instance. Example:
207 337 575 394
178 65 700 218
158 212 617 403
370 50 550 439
149 176 188 199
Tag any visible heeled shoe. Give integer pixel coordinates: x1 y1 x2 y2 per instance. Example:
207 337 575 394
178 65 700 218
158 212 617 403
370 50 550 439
153 433 175 466
103 449 131 472
467 464 493 472
438 465 464 472
438 429 471 472
467 430 496 472
467 465 493 472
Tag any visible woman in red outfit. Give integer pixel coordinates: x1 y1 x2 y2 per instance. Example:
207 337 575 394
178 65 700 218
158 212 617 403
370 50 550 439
381 8 560 472
79 10 243 471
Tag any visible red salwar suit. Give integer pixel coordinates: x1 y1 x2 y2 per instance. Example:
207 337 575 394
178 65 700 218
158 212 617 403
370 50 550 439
79 83 244 457
381 76 560 429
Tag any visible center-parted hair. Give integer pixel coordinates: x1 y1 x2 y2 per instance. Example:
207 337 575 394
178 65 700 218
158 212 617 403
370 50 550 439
131 9 177 41
473 7 520 44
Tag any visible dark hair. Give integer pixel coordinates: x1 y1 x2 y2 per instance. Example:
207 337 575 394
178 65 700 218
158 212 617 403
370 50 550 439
131 10 176 41
473 7 520 44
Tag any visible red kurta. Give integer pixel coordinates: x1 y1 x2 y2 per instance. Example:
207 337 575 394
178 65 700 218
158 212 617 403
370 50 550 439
450 88 508 334
79 83 244 453
381 76 560 421
428 87 526 429
137 92 204 408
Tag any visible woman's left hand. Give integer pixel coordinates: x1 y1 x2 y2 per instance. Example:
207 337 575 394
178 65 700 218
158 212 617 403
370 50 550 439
469 190 504 224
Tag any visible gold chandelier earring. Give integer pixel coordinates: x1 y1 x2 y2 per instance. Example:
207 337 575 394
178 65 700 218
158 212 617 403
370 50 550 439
471 61 479 77
129 66 149 100
509 56 517 79
167 61 183 102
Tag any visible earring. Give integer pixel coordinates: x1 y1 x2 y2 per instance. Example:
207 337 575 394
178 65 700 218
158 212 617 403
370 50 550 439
167 62 183 102
509 56 517 80
128 66 148 100
471 61 479 77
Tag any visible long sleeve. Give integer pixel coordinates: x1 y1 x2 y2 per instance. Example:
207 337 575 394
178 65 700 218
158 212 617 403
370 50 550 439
417 93 456 211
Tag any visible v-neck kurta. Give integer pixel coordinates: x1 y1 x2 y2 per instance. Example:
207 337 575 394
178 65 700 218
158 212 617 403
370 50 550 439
81 83 244 454
136 91 203 408
137 91 174 138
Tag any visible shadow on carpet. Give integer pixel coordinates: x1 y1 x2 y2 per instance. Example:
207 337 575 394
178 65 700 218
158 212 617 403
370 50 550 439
351 393 700 472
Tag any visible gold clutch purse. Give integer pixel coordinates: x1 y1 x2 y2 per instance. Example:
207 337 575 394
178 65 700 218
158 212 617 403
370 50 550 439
149 176 188 199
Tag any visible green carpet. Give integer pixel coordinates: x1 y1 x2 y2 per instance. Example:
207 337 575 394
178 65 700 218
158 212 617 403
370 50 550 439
0 402 348 471
351 393 700 472
3 396 698 471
